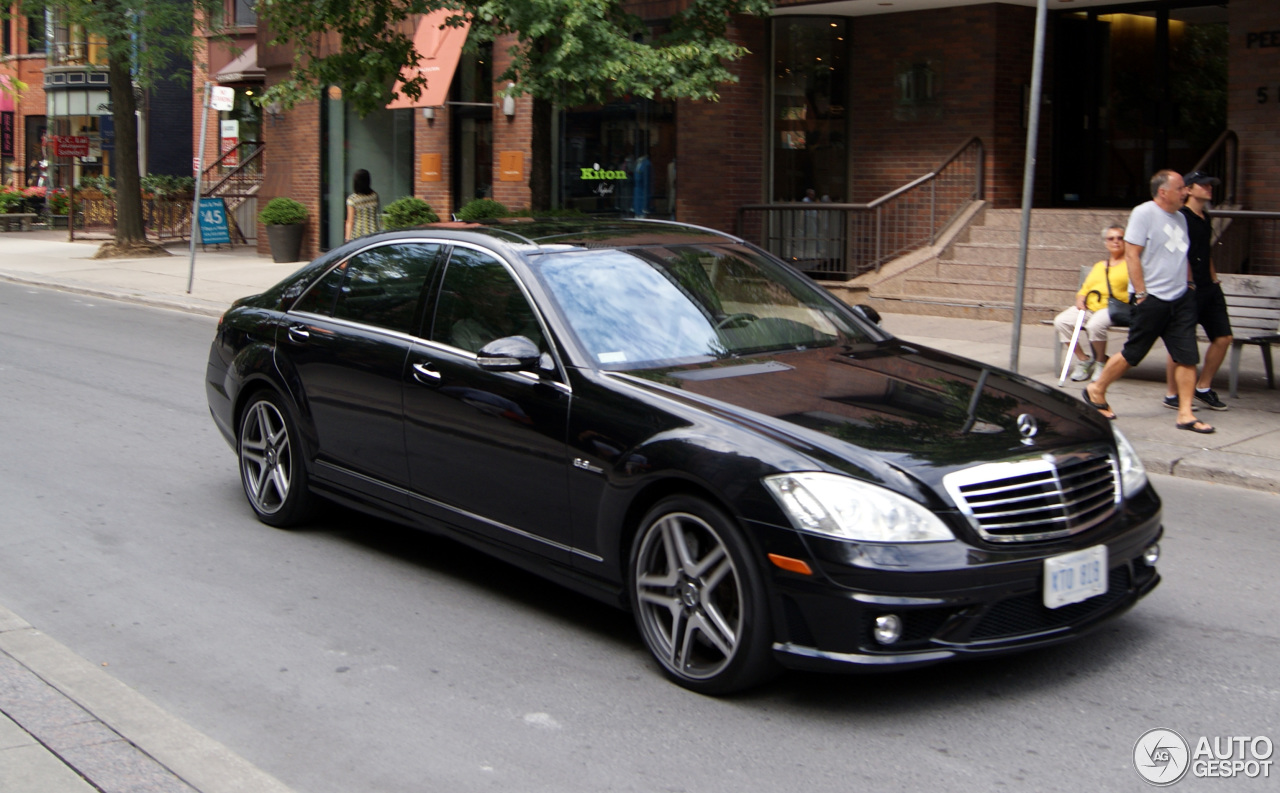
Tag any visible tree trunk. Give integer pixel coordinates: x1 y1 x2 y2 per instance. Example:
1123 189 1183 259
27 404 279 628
107 52 146 245
530 96 553 212
93 45 165 258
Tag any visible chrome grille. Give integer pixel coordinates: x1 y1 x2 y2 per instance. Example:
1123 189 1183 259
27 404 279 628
942 451 1120 543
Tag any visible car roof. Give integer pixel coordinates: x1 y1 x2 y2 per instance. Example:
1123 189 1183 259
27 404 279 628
375 218 743 253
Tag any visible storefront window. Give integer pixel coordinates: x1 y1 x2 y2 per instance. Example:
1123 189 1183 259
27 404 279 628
450 47 493 209
322 88 415 250
558 98 674 218
772 17 848 203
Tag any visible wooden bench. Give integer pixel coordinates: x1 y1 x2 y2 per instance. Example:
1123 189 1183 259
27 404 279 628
1220 274 1280 398
0 213 38 232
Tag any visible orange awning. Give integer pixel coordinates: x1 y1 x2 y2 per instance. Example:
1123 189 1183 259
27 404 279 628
386 11 470 109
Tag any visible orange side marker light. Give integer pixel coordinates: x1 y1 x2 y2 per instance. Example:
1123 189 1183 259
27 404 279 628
767 553 813 576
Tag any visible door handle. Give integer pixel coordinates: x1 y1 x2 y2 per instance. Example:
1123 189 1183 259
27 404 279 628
412 362 442 384
286 324 311 343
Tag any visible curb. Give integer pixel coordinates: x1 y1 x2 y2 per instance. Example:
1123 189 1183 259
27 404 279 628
0 604 295 793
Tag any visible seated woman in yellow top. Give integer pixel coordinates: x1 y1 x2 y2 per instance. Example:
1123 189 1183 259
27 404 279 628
1052 225 1130 381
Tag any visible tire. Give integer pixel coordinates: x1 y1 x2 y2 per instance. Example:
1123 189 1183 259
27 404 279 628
629 496 780 694
237 390 313 528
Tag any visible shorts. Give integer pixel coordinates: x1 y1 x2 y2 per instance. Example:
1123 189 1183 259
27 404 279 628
1195 282 1233 340
1120 290 1200 367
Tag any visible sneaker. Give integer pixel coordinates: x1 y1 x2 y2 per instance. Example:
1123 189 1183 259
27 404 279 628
1194 388 1228 411
1069 359 1094 382
1162 395 1199 411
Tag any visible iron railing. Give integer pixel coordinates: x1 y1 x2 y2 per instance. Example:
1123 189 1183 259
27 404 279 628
75 190 193 241
738 137 985 280
1207 210 1280 277
203 141 265 243
1190 130 1238 206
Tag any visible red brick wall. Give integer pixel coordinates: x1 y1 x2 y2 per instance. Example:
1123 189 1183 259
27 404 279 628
845 4 1047 208
4 14 49 190
257 65 322 258
1231 0 1280 212
414 106 452 218
490 34 532 212
675 14 768 234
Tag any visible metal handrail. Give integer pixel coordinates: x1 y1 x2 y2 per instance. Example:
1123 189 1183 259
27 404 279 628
1190 130 1237 206
203 141 265 198
737 137 985 279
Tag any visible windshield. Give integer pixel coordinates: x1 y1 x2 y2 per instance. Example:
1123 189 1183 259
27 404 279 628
530 243 875 370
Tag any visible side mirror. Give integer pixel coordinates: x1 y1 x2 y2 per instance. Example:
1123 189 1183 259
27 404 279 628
477 335 541 372
853 303 882 325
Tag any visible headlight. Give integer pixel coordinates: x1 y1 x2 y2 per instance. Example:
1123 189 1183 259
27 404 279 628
763 472 954 543
1112 426 1148 497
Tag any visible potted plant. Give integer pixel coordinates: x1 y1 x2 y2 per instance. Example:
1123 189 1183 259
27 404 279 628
258 197 309 262
382 196 439 229
454 198 509 222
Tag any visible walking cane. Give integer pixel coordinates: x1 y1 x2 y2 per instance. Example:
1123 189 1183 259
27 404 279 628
1057 291 1102 387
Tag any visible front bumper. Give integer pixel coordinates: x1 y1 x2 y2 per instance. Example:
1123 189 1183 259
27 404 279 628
752 500 1163 673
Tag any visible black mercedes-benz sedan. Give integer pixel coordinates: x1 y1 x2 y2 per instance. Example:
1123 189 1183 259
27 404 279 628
206 218 1161 693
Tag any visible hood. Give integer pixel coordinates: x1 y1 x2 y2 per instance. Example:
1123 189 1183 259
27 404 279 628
622 341 1111 481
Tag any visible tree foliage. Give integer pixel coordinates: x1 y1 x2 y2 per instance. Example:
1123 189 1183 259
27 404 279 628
9 0 224 253
257 0 773 116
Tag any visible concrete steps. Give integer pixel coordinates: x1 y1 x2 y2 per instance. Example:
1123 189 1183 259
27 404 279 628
863 208 1126 322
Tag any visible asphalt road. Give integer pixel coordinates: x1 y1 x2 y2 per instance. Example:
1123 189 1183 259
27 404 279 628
1 280 1277 792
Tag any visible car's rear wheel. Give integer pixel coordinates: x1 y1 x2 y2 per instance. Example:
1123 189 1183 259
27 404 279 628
629 496 779 694
238 391 313 527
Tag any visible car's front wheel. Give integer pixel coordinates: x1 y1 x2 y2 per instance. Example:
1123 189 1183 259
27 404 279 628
629 496 779 694
237 391 313 527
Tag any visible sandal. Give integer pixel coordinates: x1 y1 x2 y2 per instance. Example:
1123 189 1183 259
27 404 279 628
1081 387 1116 420
1176 420 1215 434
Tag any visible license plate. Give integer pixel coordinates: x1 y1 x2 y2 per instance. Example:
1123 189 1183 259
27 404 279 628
1043 545 1108 609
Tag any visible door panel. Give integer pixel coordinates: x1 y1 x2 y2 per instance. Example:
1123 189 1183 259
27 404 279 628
278 242 442 500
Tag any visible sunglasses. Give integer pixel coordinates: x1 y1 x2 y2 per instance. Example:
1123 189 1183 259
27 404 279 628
1106 235 1124 241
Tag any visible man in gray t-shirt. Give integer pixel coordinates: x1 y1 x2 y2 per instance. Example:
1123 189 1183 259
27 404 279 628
1083 170 1215 434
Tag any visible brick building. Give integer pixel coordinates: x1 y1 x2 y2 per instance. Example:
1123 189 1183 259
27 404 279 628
202 0 1274 263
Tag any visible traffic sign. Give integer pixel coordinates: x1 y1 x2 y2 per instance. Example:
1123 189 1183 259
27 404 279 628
210 86 235 111
51 135 91 157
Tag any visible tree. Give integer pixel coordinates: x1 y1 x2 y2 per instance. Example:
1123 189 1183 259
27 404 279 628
10 0 224 257
256 0 773 210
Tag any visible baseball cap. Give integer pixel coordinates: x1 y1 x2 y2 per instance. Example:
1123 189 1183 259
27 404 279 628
1184 171 1220 187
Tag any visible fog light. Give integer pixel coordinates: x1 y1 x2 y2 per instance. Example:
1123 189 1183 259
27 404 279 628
1142 543 1160 566
873 614 902 645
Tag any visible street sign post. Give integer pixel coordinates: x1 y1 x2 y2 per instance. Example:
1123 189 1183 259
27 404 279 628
188 84 236 293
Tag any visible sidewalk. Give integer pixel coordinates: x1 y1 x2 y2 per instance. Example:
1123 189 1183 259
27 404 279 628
1 230 1277 493
0 605 294 793
0 229 1276 792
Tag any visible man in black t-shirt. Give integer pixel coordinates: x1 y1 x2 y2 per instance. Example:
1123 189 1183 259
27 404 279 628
1162 171 1233 411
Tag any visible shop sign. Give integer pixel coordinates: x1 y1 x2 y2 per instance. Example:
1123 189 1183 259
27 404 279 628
221 120 239 167
1 112 13 158
420 153 442 182
99 115 114 152
197 197 232 244
51 136 91 157
579 165 629 181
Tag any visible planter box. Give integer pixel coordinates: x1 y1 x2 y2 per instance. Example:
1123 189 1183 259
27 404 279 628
266 223 306 263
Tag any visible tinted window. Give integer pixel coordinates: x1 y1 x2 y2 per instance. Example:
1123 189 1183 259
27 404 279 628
430 248 543 353
293 243 440 334
531 243 873 370
292 260 346 316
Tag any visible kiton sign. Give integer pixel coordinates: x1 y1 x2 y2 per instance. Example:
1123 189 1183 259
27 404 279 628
579 163 628 181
